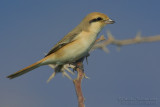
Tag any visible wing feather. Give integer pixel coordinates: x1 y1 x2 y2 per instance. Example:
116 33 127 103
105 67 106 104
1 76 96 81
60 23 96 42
45 29 81 57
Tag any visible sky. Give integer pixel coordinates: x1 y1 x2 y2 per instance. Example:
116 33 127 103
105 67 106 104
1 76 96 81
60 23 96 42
0 0 160 107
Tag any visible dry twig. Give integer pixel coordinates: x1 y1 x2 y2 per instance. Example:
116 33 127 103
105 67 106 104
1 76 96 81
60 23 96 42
73 61 85 107
92 31 160 53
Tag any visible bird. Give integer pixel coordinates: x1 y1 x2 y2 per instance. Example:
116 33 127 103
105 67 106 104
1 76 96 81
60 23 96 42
7 12 115 79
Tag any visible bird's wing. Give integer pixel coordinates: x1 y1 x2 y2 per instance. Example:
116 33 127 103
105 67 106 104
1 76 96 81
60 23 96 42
45 29 81 57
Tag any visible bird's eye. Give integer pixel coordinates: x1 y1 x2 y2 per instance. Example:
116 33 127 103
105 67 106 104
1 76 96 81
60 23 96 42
89 17 103 23
97 17 103 21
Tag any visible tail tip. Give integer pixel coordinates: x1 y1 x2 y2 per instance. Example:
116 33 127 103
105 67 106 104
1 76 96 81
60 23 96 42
6 75 14 79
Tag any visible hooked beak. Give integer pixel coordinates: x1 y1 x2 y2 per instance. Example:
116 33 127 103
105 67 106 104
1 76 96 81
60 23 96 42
105 19 115 24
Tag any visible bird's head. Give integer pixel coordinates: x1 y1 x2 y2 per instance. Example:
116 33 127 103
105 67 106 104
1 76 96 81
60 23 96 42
80 12 115 33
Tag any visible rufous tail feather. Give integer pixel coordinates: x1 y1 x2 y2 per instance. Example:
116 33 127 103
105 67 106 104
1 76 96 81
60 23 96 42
7 59 44 79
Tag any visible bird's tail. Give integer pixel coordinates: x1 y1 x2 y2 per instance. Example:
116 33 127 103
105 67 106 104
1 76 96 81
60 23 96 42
7 59 44 79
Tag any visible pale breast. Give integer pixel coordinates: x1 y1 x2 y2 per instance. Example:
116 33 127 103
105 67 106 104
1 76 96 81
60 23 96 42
60 31 98 62
43 31 98 65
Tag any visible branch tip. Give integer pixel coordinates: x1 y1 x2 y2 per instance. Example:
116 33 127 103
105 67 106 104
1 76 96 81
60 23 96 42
107 31 114 40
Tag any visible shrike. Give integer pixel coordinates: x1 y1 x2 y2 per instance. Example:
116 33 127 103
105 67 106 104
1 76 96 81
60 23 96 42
7 12 115 79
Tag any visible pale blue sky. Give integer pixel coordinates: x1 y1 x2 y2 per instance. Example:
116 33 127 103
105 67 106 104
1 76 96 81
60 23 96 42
1 0 160 107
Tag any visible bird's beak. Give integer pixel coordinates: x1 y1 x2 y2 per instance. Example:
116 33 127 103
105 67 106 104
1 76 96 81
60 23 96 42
105 19 115 24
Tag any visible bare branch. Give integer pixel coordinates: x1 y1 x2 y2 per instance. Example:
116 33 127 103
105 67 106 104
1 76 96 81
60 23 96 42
92 31 160 52
73 61 85 107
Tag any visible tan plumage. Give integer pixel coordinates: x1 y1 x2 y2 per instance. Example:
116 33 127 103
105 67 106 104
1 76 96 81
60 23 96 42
7 12 115 79
7 59 43 79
